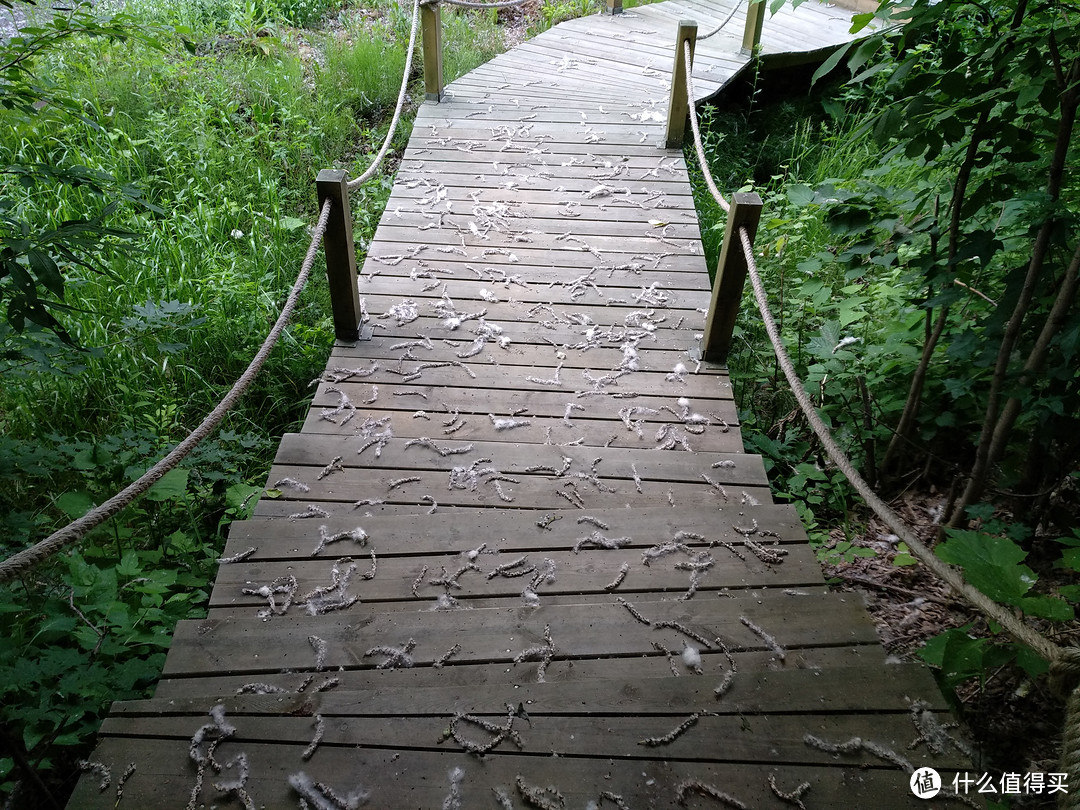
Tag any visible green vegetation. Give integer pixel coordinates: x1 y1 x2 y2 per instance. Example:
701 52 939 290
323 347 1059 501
688 0 1079 759
0 0 511 804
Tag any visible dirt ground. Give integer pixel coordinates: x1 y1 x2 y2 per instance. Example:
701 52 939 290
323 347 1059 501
821 491 1070 809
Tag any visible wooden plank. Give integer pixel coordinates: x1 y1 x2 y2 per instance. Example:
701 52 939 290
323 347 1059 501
210 545 825 610
226 505 809 555
355 277 712 312
272 437 759 482
161 593 882 677
300 409 746 453
149 642 883 696
99 709 960 768
306 361 728 398
253 470 771 511
307 381 739 421
69 737 960 809
328 341 710 371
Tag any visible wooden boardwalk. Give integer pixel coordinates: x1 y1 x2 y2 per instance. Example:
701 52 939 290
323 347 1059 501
69 4 971 808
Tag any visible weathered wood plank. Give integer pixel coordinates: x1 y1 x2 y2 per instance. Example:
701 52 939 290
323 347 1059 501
253 470 771 512
162 593 880 677
99 709 958 768
272 436 758 482
328 341 710 372
308 382 739 423
69 737 958 809
226 505 808 556
210 540 823 610
300 409 746 452
149 641 882 696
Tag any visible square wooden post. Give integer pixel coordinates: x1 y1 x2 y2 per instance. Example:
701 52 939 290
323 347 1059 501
741 0 766 55
316 169 362 343
664 21 697 149
421 1 444 102
605 0 623 14
702 192 763 362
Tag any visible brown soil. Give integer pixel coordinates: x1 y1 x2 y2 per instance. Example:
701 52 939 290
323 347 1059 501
820 492 1070 809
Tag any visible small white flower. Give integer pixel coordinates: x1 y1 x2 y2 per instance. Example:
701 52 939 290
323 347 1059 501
230 229 244 239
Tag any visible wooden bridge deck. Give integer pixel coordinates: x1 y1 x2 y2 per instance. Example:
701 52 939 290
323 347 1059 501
69 4 969 808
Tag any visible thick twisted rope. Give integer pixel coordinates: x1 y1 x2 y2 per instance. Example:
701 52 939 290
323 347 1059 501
0 200 333 585
346 0 421 191
683 40 731 213
697 0 742 40
438 0 530 8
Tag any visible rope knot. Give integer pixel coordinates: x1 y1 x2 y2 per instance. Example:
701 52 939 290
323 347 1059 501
1050 648 1080 700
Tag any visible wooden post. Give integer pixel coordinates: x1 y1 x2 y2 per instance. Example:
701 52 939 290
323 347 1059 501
702 192 763 362
421 1 444 102
741 0 766 55
605 0 622 14
664 21 697 149
316 169 362 343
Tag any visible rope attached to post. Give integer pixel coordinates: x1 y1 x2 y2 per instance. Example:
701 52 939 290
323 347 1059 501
0 200 333 585
346 0 422 191
683 40 730 213
696 0 742 40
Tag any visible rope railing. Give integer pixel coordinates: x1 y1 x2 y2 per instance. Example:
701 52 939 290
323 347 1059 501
346 0 421 191
0 199 333 586
683 39 730 213
438 0 530 8
696 0 742 41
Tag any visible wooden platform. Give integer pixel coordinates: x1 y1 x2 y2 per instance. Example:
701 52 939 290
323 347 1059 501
68 4 970 809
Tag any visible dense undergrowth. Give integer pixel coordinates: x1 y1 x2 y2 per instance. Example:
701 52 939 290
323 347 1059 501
0 0 506 804
687 0 1079 794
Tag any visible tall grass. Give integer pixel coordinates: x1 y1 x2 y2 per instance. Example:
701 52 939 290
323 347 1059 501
0 0 517 803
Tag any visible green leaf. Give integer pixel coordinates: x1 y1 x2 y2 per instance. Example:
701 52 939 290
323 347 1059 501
278 216 306 231
935 530 1035 605
786 184 815 206
145 468 188 502
1018 595 1073 622
812 43 853 86
1015 645 1050 678
892 542 918 566
849 11 875 33
56 491 93 519
116 550 141 578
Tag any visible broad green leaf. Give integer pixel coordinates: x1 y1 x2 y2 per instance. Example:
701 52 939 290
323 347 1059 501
892 542 918 566
812 43 853 86
1018 596 1073 622
786 184 815 206
278 216 306 231
935 530 1035 605
116 550 141 578
849 12 875 33
56 491 93 519
1015 645 1050 678
145 468 188 502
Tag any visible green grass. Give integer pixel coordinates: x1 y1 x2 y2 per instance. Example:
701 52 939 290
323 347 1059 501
0 0 518 802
